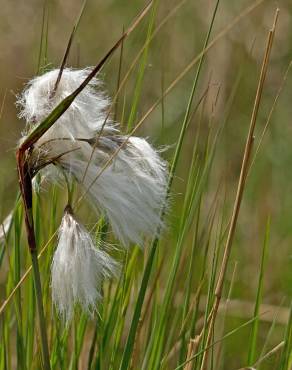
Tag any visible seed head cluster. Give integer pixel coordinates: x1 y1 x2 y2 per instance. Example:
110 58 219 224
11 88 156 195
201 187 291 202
17 68 168 320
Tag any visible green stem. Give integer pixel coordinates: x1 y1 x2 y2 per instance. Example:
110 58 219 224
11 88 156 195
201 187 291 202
31 251 51 370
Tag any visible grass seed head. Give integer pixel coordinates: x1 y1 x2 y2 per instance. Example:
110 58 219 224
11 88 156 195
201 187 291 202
51 205 117 322
17 68 168 246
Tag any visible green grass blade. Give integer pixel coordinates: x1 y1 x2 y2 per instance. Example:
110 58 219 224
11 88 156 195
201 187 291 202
280 302 292 370
247 217 270 365
13 202 26 370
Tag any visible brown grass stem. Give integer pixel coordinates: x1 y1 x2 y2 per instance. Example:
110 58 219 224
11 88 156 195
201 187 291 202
199 9 279 370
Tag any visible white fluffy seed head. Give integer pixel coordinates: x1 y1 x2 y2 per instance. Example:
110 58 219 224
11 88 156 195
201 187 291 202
17 68 113 139
17 68 168 246
68 136 168 245
51 206 117 322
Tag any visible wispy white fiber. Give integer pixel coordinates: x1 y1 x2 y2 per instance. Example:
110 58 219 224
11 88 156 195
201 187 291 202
17 68 168 246
51 206 117 322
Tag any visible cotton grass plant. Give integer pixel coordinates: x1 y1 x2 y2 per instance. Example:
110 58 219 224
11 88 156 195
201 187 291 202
15 2 167 366
17 64 168 319
0 1 291 370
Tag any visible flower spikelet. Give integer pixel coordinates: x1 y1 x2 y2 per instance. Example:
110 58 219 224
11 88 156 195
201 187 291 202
51 205 117 322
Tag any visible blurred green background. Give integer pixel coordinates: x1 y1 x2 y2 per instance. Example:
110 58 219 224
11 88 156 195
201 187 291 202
0 0 291 368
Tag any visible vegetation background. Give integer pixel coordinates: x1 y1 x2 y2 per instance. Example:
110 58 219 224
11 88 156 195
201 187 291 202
0 0 291 369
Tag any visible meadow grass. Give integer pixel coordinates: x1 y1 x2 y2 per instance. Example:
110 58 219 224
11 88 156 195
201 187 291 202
0 0 291 369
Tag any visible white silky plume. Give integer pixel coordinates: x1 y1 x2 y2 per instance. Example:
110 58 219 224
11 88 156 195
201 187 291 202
51 206 117 321
17 68 168 246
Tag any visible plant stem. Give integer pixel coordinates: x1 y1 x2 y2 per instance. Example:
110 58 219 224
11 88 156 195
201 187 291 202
31 251 51 370
16 150 51 370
